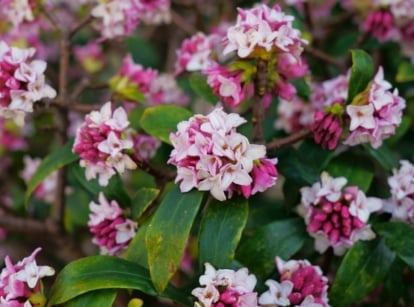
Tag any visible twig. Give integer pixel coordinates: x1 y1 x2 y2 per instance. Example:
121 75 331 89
303 2 314 32
69 14 93 40
171 10 198 35
304 45 344 69
39 7 61 33
266 129 311 152
252 59 268 144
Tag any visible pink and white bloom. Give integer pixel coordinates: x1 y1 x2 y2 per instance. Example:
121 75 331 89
73 102 137 186
192 262 259 306
1 0 35 28
260 256 330 307
147 73 189 106
88 192 137 255
0 248 54 307
298 172 382 255
168 107 278 201
385 160 414 224
0 40 56 126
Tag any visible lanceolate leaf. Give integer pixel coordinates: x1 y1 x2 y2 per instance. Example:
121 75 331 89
363 144 399 171
125 218 152 268
25 141 78 204
65 289 117 307
375 222 414 269
131 188 160 220
347 49 375 104
236 218 307 278
146 186 204 292
47 256 190 306
198 198 248 268
140 105 193 144
329 238 396 307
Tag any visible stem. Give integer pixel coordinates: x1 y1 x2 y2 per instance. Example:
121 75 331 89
304 45 344 69
252 58 267 144
69 14 93 40
266 129 311 152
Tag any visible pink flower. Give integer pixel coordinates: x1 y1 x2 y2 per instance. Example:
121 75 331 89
298 172 382 255
312 109 343 150
275 96 314 133
192 262 258 306
363 9 399 42
73 42 105 74
169 107 277 201
147 73 189 106
88 192 137 255
73 102 137 186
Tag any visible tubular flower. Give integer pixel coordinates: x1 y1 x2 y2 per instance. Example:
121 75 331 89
385 160 414 224
168 107 277 201
0 248 55 307
259 256 330 307
344 67 406 148
73 102 137 186
0 40 56 126
88 192 137 256
298 172 382 255
192 262 259 307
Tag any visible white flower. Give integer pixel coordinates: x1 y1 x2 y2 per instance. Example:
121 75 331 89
15 260 55 288
259 279 293 306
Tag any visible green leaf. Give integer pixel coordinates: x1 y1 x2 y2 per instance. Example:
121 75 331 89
375 222 414 269
140 105 193 144
47 256 190 306
396 61 414 82
347 49 375 104
326 153 374 192
329 238 396 307
236 218 307 278
363 143 399 171
146 186 204 292
69 164 131 207
25 141 78 204
119 86 145 103
66 289 117 307
131 188 160 220
189 73 218 105
125 218 151 268
126 36 161 69
198 198 248 268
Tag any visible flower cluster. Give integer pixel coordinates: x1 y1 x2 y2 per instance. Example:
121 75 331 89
200 4 308 107
0 40 56 126
298 172 382 255
259 256 330 307
21 155 58 203
0 248 55 307
385 160 414 224
91 0 170 39
192 262 259 306
130 133 161 162
168 107 278 201
88 192 137 255
110 54 188 106
310 67 405 150
73 102 137 186
0 0 36 29
344 67 406 148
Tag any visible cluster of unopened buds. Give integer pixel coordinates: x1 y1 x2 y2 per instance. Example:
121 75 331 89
298 172 382 255
73 101 137 186
0 248 55 306
168 107 278 201
110 54 188 106
0 40 56 127
259 256 330 307
310 66 405 150
385 160 414 224
91 0 171 39
88 192 137 256
191 262 259 306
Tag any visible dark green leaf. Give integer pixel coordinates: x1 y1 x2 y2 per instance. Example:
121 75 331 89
375 222 414 269
140 105 193 144
363 144 399 171
198 198 248 268
47 256 190 306
326 153 374 192
237 218 307 278
126 36 161 69
25 141 78 204
66 289 117 307
125 218 151 268
146 186 204 292
329 238 396 307
131 188 160 220
347 49 375 104
189 73 218 105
